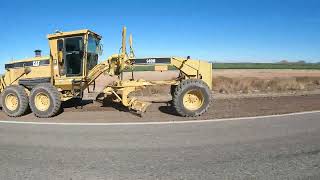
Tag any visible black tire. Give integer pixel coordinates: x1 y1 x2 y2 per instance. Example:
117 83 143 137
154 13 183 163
170 85 177 97
1 85 29 117
173 79 211 117
29 83 61 118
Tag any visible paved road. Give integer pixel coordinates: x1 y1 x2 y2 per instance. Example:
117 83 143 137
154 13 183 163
1 113 320 180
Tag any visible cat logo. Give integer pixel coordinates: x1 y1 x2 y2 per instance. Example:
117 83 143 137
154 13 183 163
146 58 156 64
33 61 40 67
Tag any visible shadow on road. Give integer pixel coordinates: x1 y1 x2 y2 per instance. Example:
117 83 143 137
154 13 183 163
158 102 180 116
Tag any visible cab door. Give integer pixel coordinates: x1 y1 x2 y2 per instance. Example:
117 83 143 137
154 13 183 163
63 36 84 77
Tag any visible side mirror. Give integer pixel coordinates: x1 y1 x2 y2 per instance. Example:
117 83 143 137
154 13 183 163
97 44 103 56
58 51 63 63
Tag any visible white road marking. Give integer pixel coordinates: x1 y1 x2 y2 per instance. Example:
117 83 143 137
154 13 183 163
0 110 319 126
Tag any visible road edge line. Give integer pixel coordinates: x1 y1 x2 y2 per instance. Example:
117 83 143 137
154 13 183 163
0 110 319 126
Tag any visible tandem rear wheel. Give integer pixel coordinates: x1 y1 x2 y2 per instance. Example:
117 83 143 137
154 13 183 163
1 84 62 118
29 83 62 118
1 85 29 117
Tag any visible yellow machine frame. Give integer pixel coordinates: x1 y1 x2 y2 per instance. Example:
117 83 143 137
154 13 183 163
0 27 212 115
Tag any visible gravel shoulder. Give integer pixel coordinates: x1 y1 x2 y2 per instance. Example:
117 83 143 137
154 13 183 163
0 94 319 123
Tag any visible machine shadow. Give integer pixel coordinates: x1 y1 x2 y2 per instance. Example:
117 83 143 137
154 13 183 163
61 99 93 109
59 97 180 117
100 98 130 112
158 101 180 116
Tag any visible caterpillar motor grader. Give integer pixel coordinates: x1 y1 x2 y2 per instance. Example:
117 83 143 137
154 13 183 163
0 27 212 118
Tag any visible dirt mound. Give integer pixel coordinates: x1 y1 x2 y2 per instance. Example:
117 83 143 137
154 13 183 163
213 76 320 94
88 70 320 97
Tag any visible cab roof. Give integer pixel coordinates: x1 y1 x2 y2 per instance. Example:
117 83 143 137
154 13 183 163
47 29 102 39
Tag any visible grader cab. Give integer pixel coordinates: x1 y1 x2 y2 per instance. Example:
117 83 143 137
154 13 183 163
0 27 212 118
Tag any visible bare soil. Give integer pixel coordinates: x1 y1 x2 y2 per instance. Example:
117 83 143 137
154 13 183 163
213 69 320 94
116 70 320 95
214 69 320 79
1 94 320 123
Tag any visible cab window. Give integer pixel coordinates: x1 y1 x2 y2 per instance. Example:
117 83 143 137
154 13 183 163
64 37 84 76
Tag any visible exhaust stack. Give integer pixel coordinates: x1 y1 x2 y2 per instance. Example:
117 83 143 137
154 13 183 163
34 50 42 57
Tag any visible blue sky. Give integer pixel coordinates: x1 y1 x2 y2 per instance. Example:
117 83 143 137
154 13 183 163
0 0 319 66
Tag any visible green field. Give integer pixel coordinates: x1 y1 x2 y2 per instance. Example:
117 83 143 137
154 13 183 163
213 63 320 69
123 63 320 72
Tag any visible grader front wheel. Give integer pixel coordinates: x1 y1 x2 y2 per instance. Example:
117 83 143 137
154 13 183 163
29 83 61 118
1 85 29 117
173 79 211 117
182 89 205 111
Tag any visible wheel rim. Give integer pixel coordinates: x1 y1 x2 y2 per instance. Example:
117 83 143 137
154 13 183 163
183 89 204 111
5 93 19 111
34 92 50 111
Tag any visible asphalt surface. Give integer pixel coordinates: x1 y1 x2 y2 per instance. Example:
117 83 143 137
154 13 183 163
1 112 320 179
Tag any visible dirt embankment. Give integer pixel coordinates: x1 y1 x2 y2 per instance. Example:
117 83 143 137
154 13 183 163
213 69 320 94
113 69 320 97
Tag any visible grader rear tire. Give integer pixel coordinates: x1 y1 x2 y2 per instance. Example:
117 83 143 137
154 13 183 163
173 79 211 117
1 85 29 117
29 83 61 118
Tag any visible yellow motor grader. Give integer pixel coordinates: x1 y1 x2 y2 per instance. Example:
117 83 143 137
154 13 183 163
0 27 212 118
